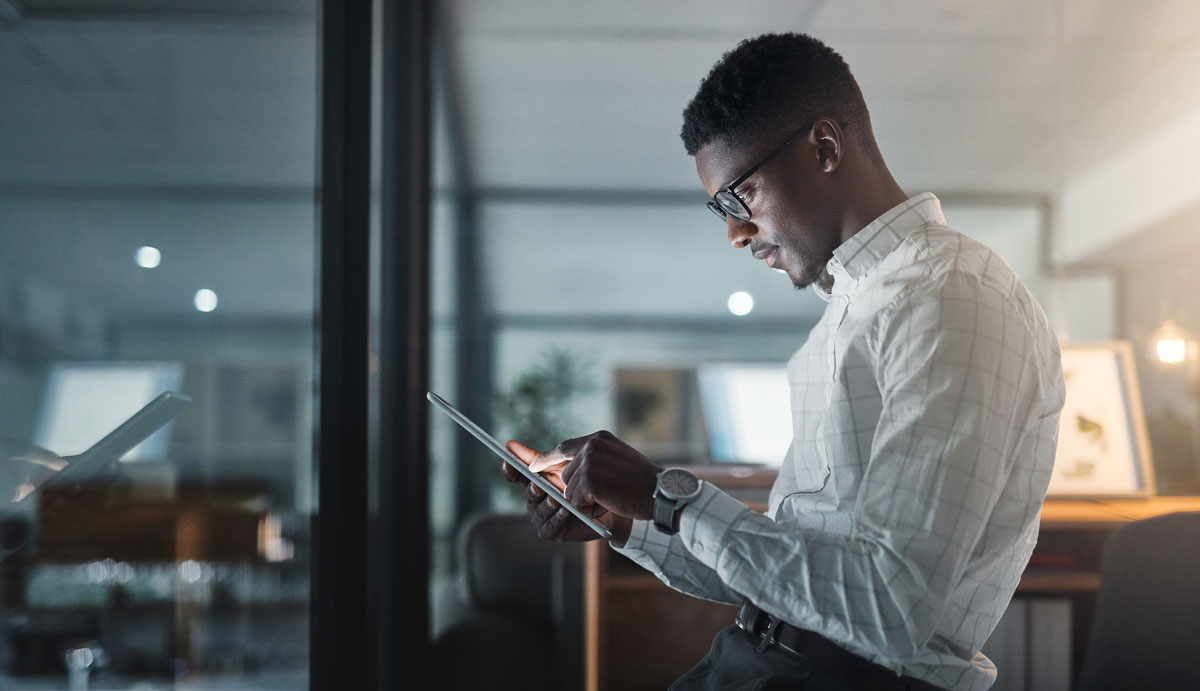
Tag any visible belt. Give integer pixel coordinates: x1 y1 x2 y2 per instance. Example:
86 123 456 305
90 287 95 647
735 601 946 691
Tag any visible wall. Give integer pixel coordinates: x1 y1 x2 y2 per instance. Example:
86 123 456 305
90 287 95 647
1118 244 1200 493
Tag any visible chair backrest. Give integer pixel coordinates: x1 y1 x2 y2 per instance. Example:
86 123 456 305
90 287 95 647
1076 511 1200 691
456 511 580 630
444 511 585 690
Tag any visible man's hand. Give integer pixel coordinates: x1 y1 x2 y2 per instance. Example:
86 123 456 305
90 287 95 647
503 439 636 545
529 431 660 522
0 437 118 552
503 431 661 546
0 438 67 502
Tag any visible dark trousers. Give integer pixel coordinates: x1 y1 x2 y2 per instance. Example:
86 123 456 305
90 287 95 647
668 624 954 691
668 625 862 691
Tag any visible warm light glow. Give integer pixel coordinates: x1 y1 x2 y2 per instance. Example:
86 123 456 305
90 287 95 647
727 291 754 316
258 514 295 562
194 289 218 313
1156 338 1187 364
1150 320 1192 365
135 246 161 269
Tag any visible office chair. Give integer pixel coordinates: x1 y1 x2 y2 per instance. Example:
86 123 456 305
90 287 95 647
432 511 583 691
1075 511 1200 691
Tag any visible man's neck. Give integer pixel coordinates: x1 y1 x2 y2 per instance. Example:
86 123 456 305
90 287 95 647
838 165 909 245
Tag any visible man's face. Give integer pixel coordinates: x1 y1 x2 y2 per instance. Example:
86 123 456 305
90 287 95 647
695 132 842 290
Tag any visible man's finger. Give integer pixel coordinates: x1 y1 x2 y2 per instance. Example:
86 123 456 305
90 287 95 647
526 483 545 514
527 449 570 474
542 470 567 493
505 440 541 463
525 482 546 512
508 439 570 478
565 475 594 510
527 434 594 473
533 493 559 524
501 461 530 486
537 505 571 542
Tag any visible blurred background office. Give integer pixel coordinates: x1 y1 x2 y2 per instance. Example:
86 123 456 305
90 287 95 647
2 1 1200 690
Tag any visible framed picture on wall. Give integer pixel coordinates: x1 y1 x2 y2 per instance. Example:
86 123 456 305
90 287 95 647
1047 341 1156 498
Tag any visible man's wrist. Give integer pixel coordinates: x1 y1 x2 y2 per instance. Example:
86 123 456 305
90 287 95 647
608 515 633 548
637 469 657 520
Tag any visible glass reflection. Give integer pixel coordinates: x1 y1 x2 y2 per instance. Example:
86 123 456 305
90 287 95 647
0 3 318 688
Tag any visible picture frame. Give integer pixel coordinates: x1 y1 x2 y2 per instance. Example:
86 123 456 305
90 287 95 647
1047 341 1156 499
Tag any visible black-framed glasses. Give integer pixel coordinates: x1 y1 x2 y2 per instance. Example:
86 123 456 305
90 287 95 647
706 123 814 223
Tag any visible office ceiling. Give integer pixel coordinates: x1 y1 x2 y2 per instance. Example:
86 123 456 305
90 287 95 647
0 0 1197 325
446 0 1200 192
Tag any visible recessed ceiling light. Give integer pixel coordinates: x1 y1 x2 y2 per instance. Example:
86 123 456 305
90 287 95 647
727 291 754 316
194 289 218 313
136 246 161 269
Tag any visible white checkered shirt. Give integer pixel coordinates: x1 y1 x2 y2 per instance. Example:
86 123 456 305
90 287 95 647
615 193 1065 691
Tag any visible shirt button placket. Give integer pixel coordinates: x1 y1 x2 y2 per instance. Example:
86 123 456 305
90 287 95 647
829 298 849 381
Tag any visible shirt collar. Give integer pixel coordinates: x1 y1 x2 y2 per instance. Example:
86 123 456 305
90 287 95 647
829 192 945 285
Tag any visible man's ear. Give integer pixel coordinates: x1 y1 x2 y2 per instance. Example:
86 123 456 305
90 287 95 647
809 118 843 173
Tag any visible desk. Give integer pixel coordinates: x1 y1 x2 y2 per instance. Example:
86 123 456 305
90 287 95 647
583 484 1200 691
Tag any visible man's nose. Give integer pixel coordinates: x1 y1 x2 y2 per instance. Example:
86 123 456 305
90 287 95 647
727 218 756 248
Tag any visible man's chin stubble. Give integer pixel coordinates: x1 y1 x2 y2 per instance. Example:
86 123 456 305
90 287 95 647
792 265 832 291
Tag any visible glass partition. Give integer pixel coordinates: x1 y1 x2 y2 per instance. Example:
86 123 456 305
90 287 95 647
0 4 318 689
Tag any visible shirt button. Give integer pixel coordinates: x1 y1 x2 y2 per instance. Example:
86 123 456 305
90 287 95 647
693 542 704 554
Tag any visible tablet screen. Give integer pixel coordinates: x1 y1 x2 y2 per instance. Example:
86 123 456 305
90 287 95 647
23 391 191 501
427 392 611 539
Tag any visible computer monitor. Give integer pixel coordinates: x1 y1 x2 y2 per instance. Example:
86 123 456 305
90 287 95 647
35 362 184 461
697 364 791 466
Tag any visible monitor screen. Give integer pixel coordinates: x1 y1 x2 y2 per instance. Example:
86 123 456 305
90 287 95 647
35 362 183 461
697 364 791 466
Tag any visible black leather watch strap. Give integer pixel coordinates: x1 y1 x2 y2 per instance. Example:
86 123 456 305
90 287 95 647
653 492 682 535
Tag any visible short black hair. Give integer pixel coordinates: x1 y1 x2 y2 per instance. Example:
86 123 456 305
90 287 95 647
681 33 879 160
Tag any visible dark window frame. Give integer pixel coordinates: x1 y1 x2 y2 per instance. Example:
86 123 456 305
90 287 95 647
312 1 431 688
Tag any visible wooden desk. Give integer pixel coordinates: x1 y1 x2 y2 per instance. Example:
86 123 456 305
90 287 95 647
583 491 1200 691
1039 496 1200 527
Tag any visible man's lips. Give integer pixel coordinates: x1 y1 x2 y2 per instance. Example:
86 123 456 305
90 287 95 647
752 245 779 268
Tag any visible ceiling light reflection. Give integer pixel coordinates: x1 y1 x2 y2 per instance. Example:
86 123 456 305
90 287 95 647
136 246 161 269
728 291 754 316
194 289 218 313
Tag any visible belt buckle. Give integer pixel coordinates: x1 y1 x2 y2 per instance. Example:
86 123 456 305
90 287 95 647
755 616 783 654
736 605 764 634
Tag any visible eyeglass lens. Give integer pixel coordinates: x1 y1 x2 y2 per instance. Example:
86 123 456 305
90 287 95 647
713 189 751 222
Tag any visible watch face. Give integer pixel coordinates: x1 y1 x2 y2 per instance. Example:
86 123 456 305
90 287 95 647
660 468 700 499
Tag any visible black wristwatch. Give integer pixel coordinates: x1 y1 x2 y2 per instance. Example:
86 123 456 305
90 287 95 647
652 468 703 535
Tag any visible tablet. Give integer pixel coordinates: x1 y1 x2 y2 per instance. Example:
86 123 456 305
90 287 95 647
23 391 192 501
427 391 612 539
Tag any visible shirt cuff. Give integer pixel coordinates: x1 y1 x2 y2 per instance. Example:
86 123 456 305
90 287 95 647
611 518 673 561
677 482 751 571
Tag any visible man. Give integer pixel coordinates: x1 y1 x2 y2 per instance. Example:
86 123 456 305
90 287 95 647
0 438 107 562
503 33 1064 690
